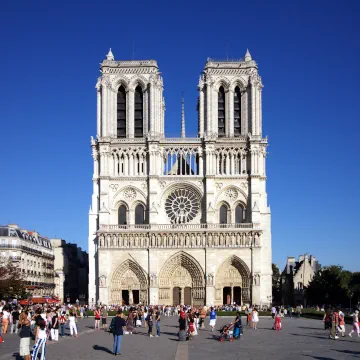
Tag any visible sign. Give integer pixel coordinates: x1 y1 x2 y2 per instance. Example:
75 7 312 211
67 297 70 303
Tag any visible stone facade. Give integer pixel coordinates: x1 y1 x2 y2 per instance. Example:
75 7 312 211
88 49 272 307
281 254 320 306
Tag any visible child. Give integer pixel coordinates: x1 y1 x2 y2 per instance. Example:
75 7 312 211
274 312 281 331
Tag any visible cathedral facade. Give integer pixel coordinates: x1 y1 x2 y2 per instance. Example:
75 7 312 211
88 49 272 307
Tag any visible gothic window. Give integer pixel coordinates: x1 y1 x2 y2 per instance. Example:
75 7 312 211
235 204 245 224
118 205 127 225
234 87 241 136
117 86 126 138
134 86 143 138
219 204 228 224
135 204 145 225
218 87 225 137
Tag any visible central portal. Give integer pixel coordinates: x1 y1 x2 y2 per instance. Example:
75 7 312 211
173 287 181 305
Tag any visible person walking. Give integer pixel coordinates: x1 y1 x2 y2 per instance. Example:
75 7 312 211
59 312 67 337
68 311 78 337
155 307 161 337
329 308 339 340
110 310 126 356
94 308 101 330
147 310 153 337
126 310 134 335
271 306 276 320
252 308 259 330
1 307 10 334
19 318 31 360
11 307 20 335
31 318 47 360
349 310 360 337
338 310 346 337
199 306 206 329
209 307 217 332
51 313 59 341
101 307 108 331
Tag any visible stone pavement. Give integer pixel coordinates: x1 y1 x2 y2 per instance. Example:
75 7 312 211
1 316 360 360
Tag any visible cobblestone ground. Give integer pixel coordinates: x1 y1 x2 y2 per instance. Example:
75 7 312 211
1 317 360 360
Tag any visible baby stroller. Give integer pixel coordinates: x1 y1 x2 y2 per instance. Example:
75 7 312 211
219 323 235 342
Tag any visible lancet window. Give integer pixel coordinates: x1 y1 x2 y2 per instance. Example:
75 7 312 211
219 204 229 224
163 147 200 176
134 86 143 137
135 204 145 224
235 204 246 223
215 148 247 175
234 87 241 136
218 87 226 137
118 205 127 225
117 86 126 138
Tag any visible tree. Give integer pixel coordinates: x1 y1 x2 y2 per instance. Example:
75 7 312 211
0 259 26 299
305 265 349 307
272 263 282 304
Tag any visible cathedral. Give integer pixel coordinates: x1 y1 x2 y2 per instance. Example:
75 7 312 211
88 49 272 307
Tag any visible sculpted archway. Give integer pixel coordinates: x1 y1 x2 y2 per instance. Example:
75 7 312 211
158 251 205 305
111 259 148 305
215 255 251 305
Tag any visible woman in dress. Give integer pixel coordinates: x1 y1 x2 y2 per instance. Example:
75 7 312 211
126 310 134 334
94 307 101 330
252 308 259 330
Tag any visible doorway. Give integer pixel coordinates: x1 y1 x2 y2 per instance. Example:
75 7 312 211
122 290 129 305
133 290 139 304
173 287 181 305
233 287 241 305
223 287 231 305
184 287 192 305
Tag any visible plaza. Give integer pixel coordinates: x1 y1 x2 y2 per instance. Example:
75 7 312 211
1 316 359 360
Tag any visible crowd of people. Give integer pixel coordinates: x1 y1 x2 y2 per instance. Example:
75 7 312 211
1 300 360 358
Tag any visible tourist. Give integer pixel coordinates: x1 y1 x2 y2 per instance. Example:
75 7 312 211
199 306 206 329
101 306 108 330
2 307 10 334
11 307 20 334
288 306 293 319
323 309 332 330
94 307 101 330
51 312 59 341
126 309 134 334
178 311 186 341
59 312 67 337
155 306 161 337
271 305 276 320
111 310 126 356
31 318 47 360
338 310 346 337
233 311 242 338
252 308 259 330
19 318 31 360
209 307 217 332
329 308 339 340
143 307 148 328
349 310 360 337
68 311 78 337
147 309 153 337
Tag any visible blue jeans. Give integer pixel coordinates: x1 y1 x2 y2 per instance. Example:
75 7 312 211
113 335 123 355
60 324 65 337
156 322 160 336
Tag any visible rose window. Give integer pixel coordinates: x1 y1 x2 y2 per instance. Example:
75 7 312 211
165 189 200 224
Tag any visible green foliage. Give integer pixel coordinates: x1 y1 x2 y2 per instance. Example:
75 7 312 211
305 265 357 306
0 259 26 299
272 263 281 304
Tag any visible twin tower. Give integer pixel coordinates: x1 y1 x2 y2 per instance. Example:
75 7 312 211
88 49 272 307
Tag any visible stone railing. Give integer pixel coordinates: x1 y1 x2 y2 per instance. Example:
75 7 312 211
97 225 262 249
99 223 259 232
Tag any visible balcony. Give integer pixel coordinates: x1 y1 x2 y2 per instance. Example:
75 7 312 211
97 223 262 249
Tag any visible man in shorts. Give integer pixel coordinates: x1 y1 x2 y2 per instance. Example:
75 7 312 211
19 319 31 360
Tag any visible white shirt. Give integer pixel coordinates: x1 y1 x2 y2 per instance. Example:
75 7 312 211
2 310 10 319
271 307 276 314
68 316 76 324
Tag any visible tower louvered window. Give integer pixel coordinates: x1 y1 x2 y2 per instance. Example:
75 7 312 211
218 87 225 137
234 87 241 136
134 86 143 137
117 86 126 138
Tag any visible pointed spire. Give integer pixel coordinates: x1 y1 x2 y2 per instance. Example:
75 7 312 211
244 48 252 62
106 48 114 61
181 96 186 138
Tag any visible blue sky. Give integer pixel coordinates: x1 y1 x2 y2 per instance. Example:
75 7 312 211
0 0 359 271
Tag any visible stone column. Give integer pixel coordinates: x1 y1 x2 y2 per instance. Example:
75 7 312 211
150 83 155 135
180 287 184 305
206 82 212 135
129 290 134 305
231 286 234 305
199 88 204 137
97 88 101 137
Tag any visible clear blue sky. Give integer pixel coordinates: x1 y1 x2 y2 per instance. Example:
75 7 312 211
0 0 359 271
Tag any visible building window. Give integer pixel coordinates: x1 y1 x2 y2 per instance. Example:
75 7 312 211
234 87 241 136
118 205 127 225
219 204 228 224
117 86 126 138
235 204 245 223
134 86 143 137
135 204 145 224
218 86 226 137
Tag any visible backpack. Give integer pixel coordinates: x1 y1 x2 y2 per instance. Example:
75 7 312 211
109 317 116 333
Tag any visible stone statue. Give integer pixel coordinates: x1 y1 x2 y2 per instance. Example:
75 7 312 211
196 233 201 246
191 234 196 247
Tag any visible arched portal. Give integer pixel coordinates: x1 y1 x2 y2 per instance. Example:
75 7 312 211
215 255 251 305
158 251 205 306
111 259 148 305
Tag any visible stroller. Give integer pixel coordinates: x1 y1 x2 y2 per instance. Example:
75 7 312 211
218 323 235 342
